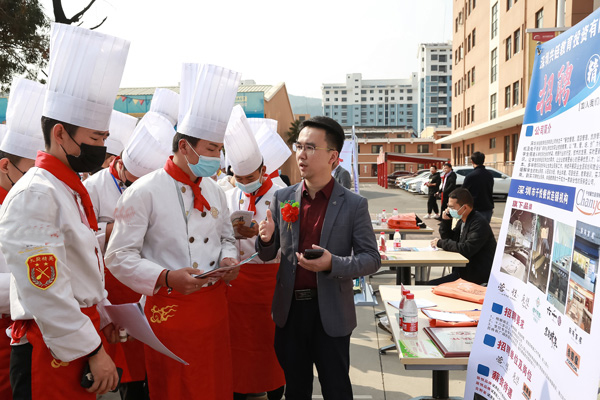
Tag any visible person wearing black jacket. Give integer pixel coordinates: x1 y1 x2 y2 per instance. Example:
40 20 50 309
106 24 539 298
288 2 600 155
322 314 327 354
428 188 497 285
424 165 441 218
462 151 494 223
437 162 456 217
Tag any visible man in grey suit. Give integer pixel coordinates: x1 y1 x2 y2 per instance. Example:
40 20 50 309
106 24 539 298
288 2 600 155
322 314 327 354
332 159 352 189
257 116 380 400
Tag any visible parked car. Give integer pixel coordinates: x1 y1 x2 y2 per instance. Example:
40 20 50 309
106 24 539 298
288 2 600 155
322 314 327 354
387 170 413 185
453 166 512 197
402 171 431 191
395 169 429 188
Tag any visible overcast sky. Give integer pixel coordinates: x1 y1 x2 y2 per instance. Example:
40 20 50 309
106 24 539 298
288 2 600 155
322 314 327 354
40 0 453 98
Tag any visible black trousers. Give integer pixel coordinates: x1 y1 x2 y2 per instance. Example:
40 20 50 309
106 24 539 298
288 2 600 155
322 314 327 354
427 195 439 215
274 297 352 400
10 343 32 400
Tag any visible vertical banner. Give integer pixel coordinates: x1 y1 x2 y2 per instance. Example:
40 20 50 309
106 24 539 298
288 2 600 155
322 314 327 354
465 8 600 400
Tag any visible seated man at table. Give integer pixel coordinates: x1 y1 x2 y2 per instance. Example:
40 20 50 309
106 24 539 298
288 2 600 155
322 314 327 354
428 188 496 285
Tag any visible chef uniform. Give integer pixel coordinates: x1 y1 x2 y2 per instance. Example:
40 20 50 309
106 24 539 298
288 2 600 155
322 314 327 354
0 23 129 399
0 77 46 400
252 119 292 189
224 106 286 396
105 63 241 399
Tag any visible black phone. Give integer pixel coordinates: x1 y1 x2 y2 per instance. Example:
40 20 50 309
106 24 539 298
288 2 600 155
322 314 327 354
304 249 324 259
81 363 123 392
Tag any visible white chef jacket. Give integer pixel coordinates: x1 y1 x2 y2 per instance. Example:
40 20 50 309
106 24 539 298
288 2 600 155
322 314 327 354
83 167 126 251
226 182 282 264
0 167 107 361
105 168 238 296
0 246 9 315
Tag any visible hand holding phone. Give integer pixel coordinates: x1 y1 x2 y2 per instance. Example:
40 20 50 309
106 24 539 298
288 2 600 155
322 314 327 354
304 249 324 259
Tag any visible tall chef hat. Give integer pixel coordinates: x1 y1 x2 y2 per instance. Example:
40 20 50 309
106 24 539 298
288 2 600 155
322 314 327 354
42 23 130 131
255 123 292 175
178 64 241 143
224 105 262 176
122 112 174 178
105 111 137 156
178 63 200 125
247 118 278 136
149 88 179 127
1 77 46 160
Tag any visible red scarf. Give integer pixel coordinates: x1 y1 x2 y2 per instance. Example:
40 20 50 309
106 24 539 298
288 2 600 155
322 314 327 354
109 156 121 182
244 177 273 215
268 170 279 179
34 151 98 231
164 157 211 212
0 186 8 205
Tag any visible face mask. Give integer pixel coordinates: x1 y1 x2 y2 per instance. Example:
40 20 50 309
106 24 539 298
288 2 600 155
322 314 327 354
236 177 263 194
61 134 107 173
7 161 25 187
184 141 221 178
448 207 462 219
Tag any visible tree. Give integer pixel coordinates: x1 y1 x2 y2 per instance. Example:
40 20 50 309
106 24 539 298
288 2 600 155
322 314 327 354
286 119 303 145
0 0 49 91
53 0 107 30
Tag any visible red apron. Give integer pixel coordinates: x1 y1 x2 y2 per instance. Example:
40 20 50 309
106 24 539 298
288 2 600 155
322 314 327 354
226 263 285 393
0 316 12 400
26 306 100 400
144 281 232 399
102 269 146 383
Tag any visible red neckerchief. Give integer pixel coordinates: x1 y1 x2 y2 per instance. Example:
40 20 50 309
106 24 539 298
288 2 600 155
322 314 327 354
164 156 211 212
109 156 121 182
244 177 273 215
268 170 279 179
34 151 98 231
0 186 8 205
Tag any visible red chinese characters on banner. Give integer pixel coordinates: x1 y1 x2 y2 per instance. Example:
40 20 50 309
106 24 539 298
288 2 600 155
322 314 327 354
536 73 554 116
556 62 574 107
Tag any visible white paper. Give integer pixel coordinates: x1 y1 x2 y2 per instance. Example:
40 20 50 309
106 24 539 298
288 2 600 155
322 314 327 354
100 303 188 365
230 210 255 239
421 309 475 322
388 299 437 309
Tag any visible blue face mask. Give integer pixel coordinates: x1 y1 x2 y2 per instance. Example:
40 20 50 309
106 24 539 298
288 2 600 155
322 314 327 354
236 177 263 194
448 207 462 219
185 141 221 177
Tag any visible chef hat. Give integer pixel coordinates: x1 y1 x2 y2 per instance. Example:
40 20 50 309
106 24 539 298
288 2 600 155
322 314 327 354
0 125 6 144
178 64 241 143
247 118 278 136
224 105 262 176
105 111 137 156
43 23 130 131
1 78 46 160
122 112 174 178
178 63 200 125
150 88 179 127
255 123 292 175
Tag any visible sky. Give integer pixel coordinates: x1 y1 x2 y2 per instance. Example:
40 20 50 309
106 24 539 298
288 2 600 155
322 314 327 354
40 0 453 99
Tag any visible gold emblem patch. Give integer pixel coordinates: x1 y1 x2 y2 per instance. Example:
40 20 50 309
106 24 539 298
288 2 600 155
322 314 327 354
150 305 178 324
26 254 58 290
210 207 219 219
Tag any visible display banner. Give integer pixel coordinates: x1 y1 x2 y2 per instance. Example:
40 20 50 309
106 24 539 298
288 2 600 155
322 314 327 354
465 8 600 400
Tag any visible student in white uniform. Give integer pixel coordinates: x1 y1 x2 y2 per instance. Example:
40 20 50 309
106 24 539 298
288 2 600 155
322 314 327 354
0 23 129 398
0 77 46 400
105 63 241 400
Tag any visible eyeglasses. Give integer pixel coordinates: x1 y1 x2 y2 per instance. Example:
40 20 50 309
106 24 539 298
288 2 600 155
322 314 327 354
292 142 334 155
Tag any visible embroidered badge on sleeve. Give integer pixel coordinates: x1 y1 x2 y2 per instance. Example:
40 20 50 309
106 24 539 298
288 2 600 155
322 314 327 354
26 254 58 290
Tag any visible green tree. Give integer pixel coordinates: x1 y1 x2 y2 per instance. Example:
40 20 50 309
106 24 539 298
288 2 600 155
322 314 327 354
286 119 302 145
0 0 49 91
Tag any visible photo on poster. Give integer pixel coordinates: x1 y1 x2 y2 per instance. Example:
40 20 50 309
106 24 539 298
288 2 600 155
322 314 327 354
501 209 536 283
528 215 554 294
565 221 599 334
547 222 575 313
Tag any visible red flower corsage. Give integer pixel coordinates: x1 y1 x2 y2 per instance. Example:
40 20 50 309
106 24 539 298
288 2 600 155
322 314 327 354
280 200 300 230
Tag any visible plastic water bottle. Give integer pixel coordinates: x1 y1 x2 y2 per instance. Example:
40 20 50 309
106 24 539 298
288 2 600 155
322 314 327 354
402 293 418 337
381 209 387 223
398 289 410 327
393 229 402 250
392 208 399 216
379 232 387 252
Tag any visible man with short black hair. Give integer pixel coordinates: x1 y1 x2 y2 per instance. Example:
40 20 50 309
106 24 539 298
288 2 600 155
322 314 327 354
424 165 441 218
437 162 456 218
429 188 496 285
462 151 495 223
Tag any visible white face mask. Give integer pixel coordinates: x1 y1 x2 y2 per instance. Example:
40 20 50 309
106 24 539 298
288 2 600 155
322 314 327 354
236 176 263 194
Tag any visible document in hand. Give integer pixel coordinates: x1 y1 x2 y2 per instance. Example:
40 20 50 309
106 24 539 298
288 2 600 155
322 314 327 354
100 303 188 365
231 210 254 239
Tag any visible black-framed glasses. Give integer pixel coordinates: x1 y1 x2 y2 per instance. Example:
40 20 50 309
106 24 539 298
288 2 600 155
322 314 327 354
292 142 334 155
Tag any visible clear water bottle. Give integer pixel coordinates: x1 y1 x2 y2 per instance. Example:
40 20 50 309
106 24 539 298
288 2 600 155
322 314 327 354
402 293 418 337
379 232 387 252
392 208 399 216
381 209 387 223
393 229 402 250
398 289 410 328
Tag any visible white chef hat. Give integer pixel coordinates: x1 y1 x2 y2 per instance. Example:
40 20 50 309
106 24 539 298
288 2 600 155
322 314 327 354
0 125 7 147
178 64 241 143
42 23 130 131
122 112 174 178
224 105 262 176
1 78 46 160
150 88 179 127
178 63 200 125
255 123 292 175
105 111 137 156
247 118 278 136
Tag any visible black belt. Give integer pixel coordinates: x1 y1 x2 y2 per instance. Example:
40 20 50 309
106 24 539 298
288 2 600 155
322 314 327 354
294 288 318 301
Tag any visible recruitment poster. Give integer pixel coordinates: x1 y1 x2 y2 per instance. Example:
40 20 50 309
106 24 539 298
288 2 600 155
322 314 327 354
465 8 600 400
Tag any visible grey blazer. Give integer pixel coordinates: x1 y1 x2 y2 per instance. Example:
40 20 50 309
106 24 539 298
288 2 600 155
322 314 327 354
256 180 380 337
333 165 352 189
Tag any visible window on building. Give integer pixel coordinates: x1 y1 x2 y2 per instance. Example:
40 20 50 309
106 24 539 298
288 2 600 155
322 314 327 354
467 34 472 52
471 105 475 123
395 144 406 153
467 109 471 125
514 29 521 54
370 97 374 101
341 90 347 94
505 36 512 61
325 98 330 102
467 71 471 88
341 97 347 102
439 54 447 62
507 0 513 11
394 164 406 171
471 67 475 84
513 81 520 106
505 85 511 109
472 28 476 48
490 137 496 148
431 65 438 71
417 144 430 153
512 133 519 159
491 2 498 38
431 54 438 61
325 91 330 94
490 93 497 119
371 145 382 153
536 8 544 28
361 90 366 94
490 48 498 83
504 135 511 162
407 96 413 101
439 65 447 73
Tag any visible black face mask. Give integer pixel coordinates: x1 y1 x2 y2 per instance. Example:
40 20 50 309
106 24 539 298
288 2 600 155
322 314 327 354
124 179 134 187
61 134 107 173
